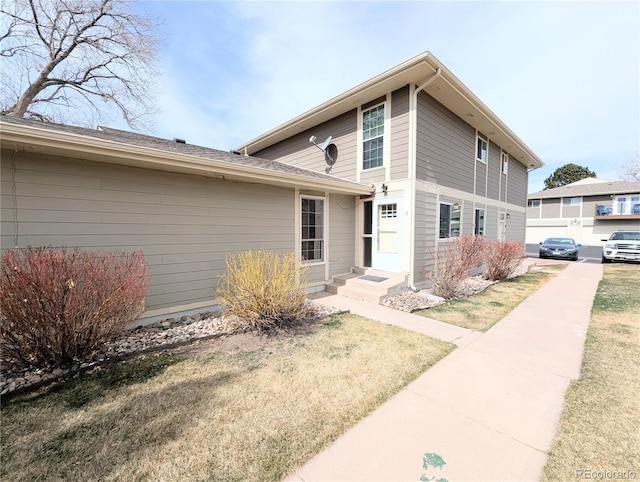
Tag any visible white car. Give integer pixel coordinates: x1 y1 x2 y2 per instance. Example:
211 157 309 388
601 230 640 263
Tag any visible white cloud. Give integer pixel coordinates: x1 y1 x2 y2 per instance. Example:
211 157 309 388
129 0 639 191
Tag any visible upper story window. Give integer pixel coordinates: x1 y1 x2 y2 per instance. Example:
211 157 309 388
501 152 508 174
476 133 488 163
301 197 324 262
562 197 581 206
362 104 385 170
615 195 640 214
528 199 541 208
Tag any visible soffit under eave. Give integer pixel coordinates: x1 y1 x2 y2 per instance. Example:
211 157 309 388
1 135 372 196
239 63 542 169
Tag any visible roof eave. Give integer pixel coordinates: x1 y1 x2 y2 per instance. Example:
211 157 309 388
0 121 374 196
236 50 543 170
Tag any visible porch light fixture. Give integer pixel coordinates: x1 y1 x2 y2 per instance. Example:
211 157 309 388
453 202 460 210
381 183 388 194
506 212 511 219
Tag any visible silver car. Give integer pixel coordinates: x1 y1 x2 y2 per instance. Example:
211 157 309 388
539 237 580 261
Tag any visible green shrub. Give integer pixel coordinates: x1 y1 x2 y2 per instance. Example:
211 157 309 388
217 250 313 331
0 247 149 369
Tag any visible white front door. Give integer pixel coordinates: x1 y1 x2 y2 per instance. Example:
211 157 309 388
372 198 402 272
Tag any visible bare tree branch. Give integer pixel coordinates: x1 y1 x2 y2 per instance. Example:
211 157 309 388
0 0 160 130
616 154 640 183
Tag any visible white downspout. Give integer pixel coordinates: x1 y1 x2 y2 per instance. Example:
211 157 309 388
408 67 441 290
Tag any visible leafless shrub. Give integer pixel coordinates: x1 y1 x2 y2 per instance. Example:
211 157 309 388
483 241 524 281
217 250 314 332
0 247 149 368
428 235 485 299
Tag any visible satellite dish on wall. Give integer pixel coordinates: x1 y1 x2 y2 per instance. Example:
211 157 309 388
325 143 337 166
310 134 338 172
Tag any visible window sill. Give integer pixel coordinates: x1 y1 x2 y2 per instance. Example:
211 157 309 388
302 260 326 266
361 165 385 173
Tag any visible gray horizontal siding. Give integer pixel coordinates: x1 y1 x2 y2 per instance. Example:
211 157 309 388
562 205 581 218
487 143 501 200
1 150 296 312
253 110 358 181
390 86 410 180
413 189 438 287
506 157 527 206
328 194 356 277
541 199 561 218
416 92 475 192
506 210 525 243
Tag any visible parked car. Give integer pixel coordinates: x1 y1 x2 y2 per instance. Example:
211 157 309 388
539 237 581 261
601 230 640 263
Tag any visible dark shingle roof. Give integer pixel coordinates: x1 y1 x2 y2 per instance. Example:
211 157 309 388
528 179 640 199
0 115 370 190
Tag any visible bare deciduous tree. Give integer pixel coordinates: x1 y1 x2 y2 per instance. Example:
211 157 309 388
0 0 159 129
616 154 640 183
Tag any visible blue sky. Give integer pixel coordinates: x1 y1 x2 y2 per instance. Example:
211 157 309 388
127 0 639 193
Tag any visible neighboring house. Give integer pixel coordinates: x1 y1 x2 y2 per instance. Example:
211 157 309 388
0 116 373 322
0 50 543 321
236 50 543 289
526 178 640 245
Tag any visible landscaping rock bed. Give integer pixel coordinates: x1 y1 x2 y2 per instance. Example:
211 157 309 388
383 276 496 312
1 301 337 398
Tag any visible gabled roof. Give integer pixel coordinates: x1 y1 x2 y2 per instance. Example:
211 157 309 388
236 50 543 170
0 116 374 196
528 178 640 199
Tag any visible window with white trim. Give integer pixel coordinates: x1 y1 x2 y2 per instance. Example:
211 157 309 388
501 152 508 174
380 203 397 218
528 199 540 208
474 208 485 236
301 197 324 262
476 133 488 163
613 195 639 214
362 104 384 170
562 197 581 206
439 202 461 239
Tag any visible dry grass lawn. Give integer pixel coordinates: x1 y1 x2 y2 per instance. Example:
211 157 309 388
1 313 452 482
419 266 565 331
542 264 640 481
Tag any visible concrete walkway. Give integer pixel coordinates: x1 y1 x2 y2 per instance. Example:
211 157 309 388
286 261 603 482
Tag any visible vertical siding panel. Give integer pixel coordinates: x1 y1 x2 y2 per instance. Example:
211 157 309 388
506 210 525 242
542 199 561 217
390 86 410 180
328 194 356 277
413 190 437 287
416 92 475 192
507 158 527 206
487 143 501 199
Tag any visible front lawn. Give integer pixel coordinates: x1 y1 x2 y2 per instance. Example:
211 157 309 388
542 264 640 480
1 313 452 482
417 266 565 331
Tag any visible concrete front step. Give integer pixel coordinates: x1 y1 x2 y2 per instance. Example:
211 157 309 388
326 268 407 304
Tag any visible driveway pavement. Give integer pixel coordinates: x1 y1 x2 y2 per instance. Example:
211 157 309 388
286 261 603 481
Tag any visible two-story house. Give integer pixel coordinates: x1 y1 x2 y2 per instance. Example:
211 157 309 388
236 50 543 291
1 51 543 322
527 178 640 245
